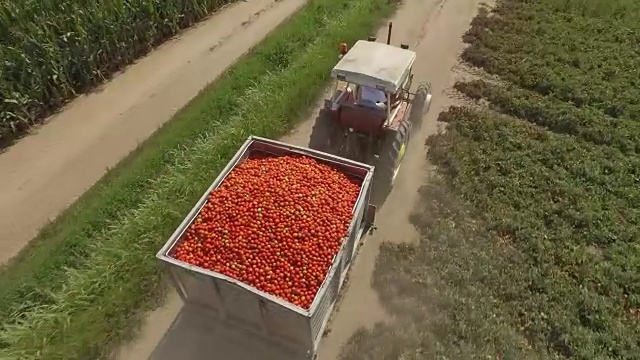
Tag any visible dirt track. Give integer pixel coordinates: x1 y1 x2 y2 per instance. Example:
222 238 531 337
0 0 305 266
114 0 484 358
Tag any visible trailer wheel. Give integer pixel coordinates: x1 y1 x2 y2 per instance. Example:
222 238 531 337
372 119 411 205
308 109 338 154
408 82 432 130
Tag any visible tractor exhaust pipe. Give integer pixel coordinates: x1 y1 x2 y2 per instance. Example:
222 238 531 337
387 22 392 45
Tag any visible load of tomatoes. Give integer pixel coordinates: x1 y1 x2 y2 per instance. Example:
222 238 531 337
171 153 361 309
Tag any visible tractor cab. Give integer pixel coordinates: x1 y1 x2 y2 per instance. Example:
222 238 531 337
308 23 432 205
325 39 417 134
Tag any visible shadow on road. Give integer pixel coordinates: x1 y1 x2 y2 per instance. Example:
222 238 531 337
150 304 308 360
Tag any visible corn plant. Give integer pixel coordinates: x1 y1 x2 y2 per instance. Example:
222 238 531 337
0 0 232 144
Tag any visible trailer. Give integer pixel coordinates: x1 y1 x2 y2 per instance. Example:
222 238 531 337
156 136 376 358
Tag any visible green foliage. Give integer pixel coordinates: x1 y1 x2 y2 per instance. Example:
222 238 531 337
455 80 640 154
0 0 235 145
341 0 640 359
0 0 399 358
420 103 640 358
434 0 640 356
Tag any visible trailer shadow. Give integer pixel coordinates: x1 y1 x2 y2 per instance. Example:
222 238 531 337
150 304 307 360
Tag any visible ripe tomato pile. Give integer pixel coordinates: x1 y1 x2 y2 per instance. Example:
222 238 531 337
172 153 361 309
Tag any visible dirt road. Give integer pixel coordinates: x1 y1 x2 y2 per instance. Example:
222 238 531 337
0 0 305 266
115 0 483 358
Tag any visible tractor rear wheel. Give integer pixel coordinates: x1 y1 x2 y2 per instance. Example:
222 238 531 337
308 109 339 154
371 119 411 206
408 82 432 130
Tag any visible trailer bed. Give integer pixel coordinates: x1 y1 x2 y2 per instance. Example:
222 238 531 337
156 136 375 358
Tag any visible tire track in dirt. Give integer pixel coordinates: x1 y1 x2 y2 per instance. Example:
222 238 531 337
412 0 450 48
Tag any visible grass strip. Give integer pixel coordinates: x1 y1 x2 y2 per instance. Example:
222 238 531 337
0 0 399 358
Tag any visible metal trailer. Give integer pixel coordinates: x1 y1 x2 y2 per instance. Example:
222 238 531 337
156 136 376 359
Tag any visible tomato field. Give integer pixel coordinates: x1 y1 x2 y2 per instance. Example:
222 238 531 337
172 154 360 309
341 0 640 359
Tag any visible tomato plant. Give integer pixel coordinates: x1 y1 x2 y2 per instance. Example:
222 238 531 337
172 154 361 309
343 1 640 358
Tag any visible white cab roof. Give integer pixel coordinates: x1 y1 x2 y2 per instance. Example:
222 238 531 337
331 40 416 93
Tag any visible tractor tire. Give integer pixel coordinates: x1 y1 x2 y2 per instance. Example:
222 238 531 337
371 119 412 206
308 109 338 154
408 82 432 130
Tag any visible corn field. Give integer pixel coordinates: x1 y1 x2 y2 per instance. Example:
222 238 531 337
0 0 235 144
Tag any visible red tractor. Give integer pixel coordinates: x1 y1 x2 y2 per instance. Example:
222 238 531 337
308 24 432 205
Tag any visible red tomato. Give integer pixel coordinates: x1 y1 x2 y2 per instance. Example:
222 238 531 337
172 154 361 309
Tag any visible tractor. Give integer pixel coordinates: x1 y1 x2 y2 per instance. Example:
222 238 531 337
308 23 432 205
